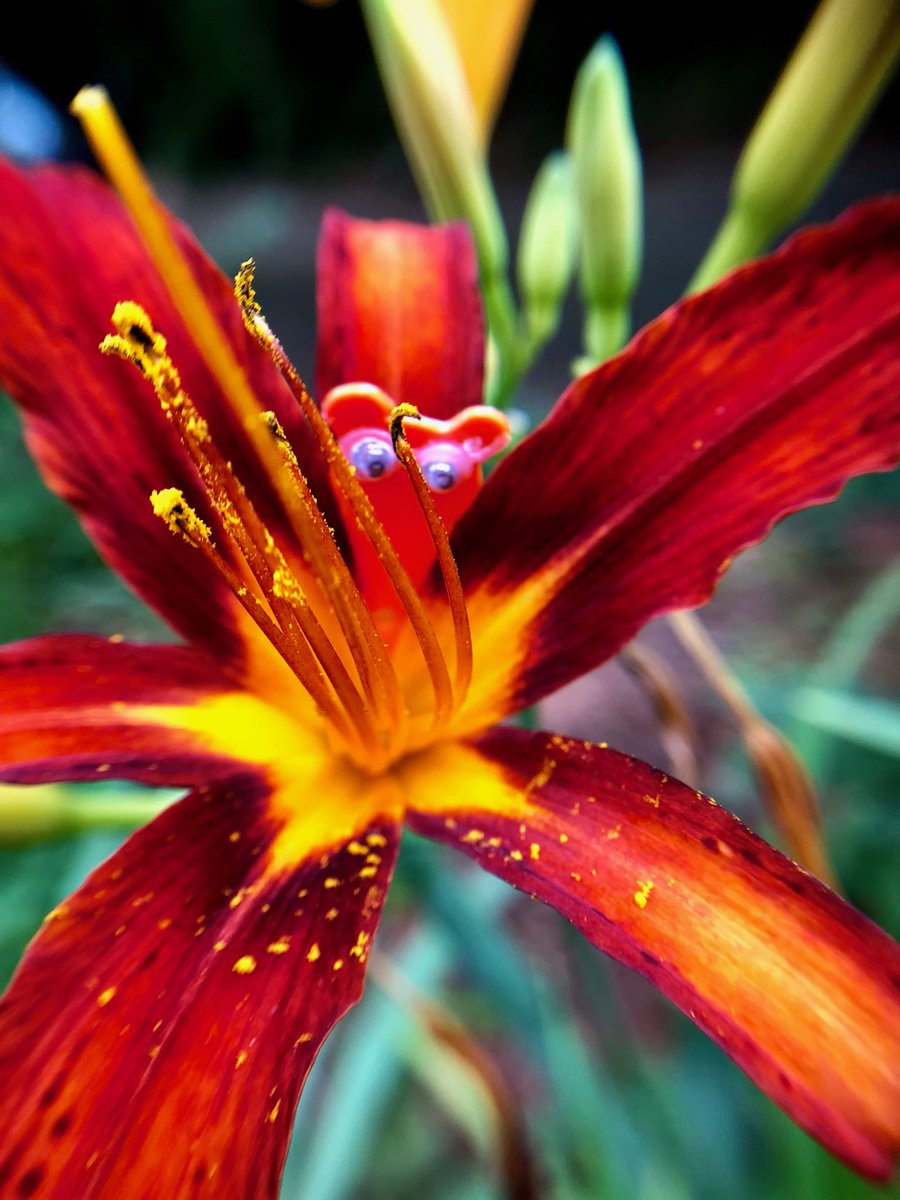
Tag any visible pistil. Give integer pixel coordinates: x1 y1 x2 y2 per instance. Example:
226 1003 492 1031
72 86 481 767
72 87 410 763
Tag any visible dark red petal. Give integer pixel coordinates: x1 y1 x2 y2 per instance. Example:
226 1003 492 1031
0 159 332 664
316 208 485 419
0 770 402 1199
452 200 900 721
0 635 268 786
402 727 900 1181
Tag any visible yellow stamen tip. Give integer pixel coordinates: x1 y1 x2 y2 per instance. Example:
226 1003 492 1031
100 301 186 399
235 259 273 342
389 402 421 451
150 487 212 543
69 84 109 117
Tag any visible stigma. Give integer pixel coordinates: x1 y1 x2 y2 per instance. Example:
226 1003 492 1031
101 284 509 773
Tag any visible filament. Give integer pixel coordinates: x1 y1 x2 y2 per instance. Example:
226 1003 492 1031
389 405 473 712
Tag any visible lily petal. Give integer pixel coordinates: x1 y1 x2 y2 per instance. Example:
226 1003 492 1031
0 159 332 663
452 200 900 724
316 208 485 418
0 634 318 787
0 767 402 1198
402 727 900 1180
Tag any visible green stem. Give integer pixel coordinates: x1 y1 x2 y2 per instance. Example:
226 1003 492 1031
583 303 631 364
483 271 525 407
686 206 768 294
72 793 173 831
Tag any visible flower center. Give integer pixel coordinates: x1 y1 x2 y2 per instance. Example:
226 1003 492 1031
70 88 510 774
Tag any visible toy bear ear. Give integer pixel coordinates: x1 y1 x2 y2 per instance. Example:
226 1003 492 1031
320 385 394 439
322 386 510 461
445 405 512 461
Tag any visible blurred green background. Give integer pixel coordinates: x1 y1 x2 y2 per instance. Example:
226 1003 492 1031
1 2 898 1197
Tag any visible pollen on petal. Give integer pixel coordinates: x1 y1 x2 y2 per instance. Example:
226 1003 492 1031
232 954 257 975
634 880 655 909
97 987 117 1007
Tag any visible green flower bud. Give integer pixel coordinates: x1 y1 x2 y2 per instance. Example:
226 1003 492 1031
566 36 643 365
690 0 900 292
516 152 578 350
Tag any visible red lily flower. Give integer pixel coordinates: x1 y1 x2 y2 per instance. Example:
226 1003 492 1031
0 152 898 1198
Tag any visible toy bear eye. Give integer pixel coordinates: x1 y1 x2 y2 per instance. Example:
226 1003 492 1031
346 435 398 481
416 441 473 492
421 459 459 491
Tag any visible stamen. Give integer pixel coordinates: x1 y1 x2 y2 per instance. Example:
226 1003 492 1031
102 307 384 758
236 268 455 724
260 410 406 741
149 490 361 752
390 405 473 709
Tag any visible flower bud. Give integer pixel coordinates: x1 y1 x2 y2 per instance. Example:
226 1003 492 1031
516 152 578 349
361 0 508 284
690 0 900 291
436 0 535 147
566 36 643 364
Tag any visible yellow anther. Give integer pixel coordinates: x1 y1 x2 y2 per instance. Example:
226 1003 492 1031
101 301 180 387
101 302 209 441
150 487 212 544
389 402 421 451
234 259 271 340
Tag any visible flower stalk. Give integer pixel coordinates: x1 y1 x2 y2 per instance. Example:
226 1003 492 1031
0 783 171 844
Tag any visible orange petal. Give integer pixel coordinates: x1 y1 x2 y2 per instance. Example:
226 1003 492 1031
0 635 265 787
402 727 900 1180
0 766 403 1198
316 208 485 420
450 200 900 729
